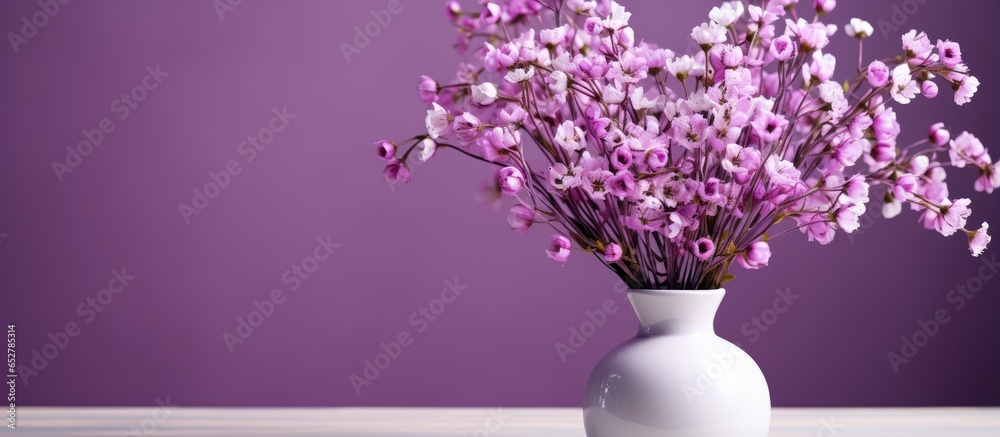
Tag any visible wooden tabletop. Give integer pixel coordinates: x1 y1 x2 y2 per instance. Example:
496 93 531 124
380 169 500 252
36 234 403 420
12 407 1000 436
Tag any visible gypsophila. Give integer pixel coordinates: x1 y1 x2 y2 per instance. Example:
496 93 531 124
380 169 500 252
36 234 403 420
374 0 992 289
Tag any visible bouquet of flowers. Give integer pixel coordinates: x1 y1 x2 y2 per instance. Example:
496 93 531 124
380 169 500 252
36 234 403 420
376 0 993 289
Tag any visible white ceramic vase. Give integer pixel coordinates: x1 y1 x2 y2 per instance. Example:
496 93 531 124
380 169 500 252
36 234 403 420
583 289 770 437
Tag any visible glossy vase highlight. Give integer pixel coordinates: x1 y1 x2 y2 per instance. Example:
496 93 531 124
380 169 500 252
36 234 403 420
583 289 770 437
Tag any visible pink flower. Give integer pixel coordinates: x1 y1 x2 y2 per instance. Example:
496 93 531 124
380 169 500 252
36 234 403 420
607 170 637 199
751 111 788 144
736 241 771 269
453 112 482 145
975 164 1000 194
849 114 873 141
546 234 572 263
933 198 972 237
867 60 890 87
769 35 796 61
611 146 633 170
604 243 623 262
418 75 438 103
498 166 525 196
499 103 526 124
804 51 836 83
445 1 461 21
805 219 836 244
480 127 520 162
929 122 950 146
689 237 716 261
481 2 501 24
698 178 727 206
843 175 870 204
872 108 899 143
645 147 669 171
497 42 519 67
954 75 979 106
375 140 395 162
721 144 762 185
383 159 411 184
583 169 613 200
834 136 864 166
584 17 604 35
937 39 963 68
376 0 994 285
786 18 829 52
949 131 985 168
835 204 861 233
893 173 918 200
813 0 836 14
969 222 991 256
902 30 934 64
890 64 919 104
763 155 802 192
507 205 535 234
871 142 897 165
555 120 586 153
719 45 743 68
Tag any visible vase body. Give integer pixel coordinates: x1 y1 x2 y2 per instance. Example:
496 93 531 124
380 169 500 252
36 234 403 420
583 289 770 437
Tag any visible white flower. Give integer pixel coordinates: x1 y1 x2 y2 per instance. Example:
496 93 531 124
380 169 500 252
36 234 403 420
504 67 535 83
554 120 586 153
709 1 744 27
424 102 451 139
667 55 695 79
471 82 498 105
552 52 574 72
630 87 655 110
836 195 865 233
817 81 848 119
882 197 902 219
602 1 631 31
539 25 568 46
890 64 919 104
567 0 596 14
549 163 584 191
602 84 626 104
691 22 727 45
910 155 930 175
845 18 873 39
547 71 568 94
418 138 437 162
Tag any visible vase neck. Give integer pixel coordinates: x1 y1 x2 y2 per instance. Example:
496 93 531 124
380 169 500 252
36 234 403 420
627 289 724 336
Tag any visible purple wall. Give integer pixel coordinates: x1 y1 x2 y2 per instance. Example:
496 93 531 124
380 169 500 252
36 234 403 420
1 0 997 407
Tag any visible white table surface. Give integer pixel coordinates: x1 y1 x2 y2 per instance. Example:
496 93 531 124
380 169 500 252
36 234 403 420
12 407 1000 436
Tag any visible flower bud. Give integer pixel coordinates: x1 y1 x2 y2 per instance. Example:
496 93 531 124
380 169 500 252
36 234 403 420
507 205 535 234
471 82 498 105
929 122 950 146
604 243 623 262
921 80 938 99
498 166 525 196
375 140 395 162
